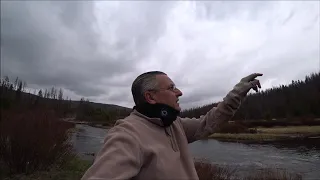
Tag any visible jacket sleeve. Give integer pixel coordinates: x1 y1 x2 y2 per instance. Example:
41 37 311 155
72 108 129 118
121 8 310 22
81 127 142 180
179 81 248 143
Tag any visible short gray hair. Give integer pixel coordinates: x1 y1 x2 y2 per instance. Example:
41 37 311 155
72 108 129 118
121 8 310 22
131 71 166 106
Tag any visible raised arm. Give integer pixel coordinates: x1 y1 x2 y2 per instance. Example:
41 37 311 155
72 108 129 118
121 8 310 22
81 126 142 180
179 73 262 143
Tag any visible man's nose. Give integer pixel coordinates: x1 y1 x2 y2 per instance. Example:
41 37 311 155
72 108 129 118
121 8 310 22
175 88 183 96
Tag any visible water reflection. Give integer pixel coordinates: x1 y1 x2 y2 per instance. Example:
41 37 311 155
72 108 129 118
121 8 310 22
70 124 108 160
189 140 320 179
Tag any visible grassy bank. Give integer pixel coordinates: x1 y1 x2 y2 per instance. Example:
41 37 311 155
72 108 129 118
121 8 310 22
209 126 320 142
2 157 303 180
2 156 92 180
258 126 320 134
194 158 302 180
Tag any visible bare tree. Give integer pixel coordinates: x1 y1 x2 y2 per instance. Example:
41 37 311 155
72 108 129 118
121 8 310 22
58 88 63 100
50 87 55 99
44 89 48 98
14 77 19 90
4 76 10 88
38 89 43 98
17 80 23 92
22 81 27 92
53 88 57 99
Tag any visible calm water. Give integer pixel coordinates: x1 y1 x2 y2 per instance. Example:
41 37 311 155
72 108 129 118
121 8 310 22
70 124 320 180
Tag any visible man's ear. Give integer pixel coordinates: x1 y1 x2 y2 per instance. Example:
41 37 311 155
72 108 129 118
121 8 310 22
144 91 157 104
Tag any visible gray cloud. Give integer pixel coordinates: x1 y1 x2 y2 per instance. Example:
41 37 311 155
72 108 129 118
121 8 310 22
1 1 174 99
1 1 319 109
1 1 127 96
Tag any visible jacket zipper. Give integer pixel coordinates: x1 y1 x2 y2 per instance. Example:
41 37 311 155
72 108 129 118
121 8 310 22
164 128 170 136
167 126 179 152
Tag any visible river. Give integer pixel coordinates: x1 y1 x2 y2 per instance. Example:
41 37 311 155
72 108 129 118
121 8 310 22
70 124 320 180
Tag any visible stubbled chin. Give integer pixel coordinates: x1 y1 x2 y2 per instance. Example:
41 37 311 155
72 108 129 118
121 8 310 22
175 105 181 111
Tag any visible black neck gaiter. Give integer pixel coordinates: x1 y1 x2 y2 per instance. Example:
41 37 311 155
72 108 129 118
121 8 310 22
134 103 180 127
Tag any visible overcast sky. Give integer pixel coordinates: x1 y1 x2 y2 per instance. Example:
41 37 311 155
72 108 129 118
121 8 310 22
1 1 319 109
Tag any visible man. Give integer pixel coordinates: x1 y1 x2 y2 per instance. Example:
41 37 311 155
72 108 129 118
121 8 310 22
81 71 263 180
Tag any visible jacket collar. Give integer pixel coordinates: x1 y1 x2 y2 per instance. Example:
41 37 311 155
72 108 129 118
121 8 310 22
131 109 164 127
132 103 180 127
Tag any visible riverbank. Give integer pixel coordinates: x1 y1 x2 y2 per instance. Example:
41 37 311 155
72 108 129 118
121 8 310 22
208 126 320 143
61 118 113 129
2 156 303 180
1 156 92 180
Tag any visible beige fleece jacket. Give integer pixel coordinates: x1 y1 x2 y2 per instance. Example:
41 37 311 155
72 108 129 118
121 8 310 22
81 74 258 180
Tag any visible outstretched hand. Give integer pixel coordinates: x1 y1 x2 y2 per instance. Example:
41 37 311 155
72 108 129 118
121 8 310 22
240 73 263 93
232 73 263 97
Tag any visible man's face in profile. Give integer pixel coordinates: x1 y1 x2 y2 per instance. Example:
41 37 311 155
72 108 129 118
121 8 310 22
145 74 183 111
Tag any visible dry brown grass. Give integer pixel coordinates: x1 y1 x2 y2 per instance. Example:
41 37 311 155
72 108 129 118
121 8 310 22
0 107 75 175
194 159 303 180
208 133 290 141
244 168 302 180
194 158 236 180
208 126 320 142
258 126 320 134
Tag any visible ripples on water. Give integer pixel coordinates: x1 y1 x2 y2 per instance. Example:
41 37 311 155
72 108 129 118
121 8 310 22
71 124 320 179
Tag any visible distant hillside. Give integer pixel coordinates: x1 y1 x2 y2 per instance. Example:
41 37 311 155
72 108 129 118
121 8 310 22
28 91 131 111
180 72 320 122
0 76 131 126
0 84 131 113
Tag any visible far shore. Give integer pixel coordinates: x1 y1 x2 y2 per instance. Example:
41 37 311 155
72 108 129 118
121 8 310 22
60 118 113 129
208 126 320 143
